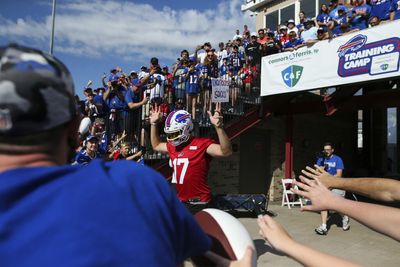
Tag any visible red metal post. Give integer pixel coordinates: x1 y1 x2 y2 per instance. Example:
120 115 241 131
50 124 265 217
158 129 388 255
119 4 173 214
285 115 293 178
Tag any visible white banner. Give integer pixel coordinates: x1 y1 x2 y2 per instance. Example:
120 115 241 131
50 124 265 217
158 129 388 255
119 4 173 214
211 78 230 103
261 21 400 96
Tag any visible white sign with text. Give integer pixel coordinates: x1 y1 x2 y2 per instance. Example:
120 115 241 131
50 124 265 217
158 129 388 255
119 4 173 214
211 78 230 103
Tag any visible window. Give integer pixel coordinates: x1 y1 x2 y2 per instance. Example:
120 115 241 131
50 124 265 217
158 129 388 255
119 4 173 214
280 4 295 24
265 10 279 31
300 0 317 18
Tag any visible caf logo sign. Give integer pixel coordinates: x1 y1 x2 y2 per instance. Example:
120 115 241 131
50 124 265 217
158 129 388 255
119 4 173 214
281 65 303 88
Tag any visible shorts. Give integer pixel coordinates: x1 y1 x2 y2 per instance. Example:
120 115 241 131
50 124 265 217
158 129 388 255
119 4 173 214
331 189 346 197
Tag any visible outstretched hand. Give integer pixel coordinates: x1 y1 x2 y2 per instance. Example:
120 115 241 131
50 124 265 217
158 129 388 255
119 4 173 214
149 104 163 124
207 102 223 128
257 215 294 253
292 175 340 212
301 165 336 189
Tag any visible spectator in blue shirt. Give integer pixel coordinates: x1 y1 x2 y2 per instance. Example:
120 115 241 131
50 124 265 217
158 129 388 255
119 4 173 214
329 0 349 20
370 0 392 21
390 0 400 20
315 142 349 235
349 0 371 30
74 135 103 165
316 3 331 32
283 31 305 52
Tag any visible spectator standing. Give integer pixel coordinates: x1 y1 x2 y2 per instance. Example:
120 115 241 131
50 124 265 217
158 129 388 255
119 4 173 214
278 25 290 46
74 135 102 165
296 11 307 33
301 18 320 44
349 0 371 30
162 66 174 105
283 32 305 52
286 19 298 35
316 4 332 32
370 0 392 22
390 0 400 20
184 61 200 121
103 74 128 137
257 29 269 45
216 42 228 67
314 142 349 235
245 32 262 69
329 0 349 21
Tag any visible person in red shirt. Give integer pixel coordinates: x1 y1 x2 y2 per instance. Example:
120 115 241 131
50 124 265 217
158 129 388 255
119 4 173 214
239 62 257 95
150 103 232 213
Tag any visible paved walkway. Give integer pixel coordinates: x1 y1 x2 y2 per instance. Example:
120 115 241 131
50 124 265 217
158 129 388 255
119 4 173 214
186 203 399 266
239 203 400 267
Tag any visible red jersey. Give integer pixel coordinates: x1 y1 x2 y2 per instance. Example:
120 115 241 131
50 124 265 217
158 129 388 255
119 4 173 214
167 137 215 202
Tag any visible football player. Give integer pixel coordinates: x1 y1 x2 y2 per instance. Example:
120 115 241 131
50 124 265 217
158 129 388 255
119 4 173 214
149 103 232 213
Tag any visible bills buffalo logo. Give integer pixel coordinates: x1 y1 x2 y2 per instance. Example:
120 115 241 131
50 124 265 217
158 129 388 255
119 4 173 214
337 35 367 58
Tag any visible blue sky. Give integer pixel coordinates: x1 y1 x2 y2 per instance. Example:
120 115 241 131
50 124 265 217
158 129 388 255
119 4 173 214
0 0 254 98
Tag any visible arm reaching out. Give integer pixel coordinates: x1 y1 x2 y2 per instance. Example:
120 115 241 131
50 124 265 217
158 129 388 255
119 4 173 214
149 104 168 153
206 102 232 157
302 165 400 202
257 215 362 267
293 176 400 241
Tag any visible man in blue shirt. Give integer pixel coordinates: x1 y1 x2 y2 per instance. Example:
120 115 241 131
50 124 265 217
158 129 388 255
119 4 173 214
315 142 349 235
283 32 305 52
0 44 253 266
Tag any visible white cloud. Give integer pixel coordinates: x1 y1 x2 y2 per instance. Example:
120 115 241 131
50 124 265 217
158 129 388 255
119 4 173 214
0 0 254 63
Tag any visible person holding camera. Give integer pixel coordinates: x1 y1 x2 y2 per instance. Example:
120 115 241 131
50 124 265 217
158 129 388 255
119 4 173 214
314 142 349 235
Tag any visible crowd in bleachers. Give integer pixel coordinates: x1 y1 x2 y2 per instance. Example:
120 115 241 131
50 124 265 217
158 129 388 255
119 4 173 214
73 0 400 166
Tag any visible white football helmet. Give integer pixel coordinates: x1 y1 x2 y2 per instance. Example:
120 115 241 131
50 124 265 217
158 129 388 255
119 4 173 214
164 110 193 146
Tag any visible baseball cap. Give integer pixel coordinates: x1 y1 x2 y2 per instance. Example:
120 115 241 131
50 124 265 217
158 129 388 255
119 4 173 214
287 19 295 25
129 70 137 75
109 74 119 83
279 25 288 30
0 43 76 136
86 134 98 143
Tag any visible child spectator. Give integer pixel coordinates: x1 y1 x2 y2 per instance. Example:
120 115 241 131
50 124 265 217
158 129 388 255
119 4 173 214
239 62 256 96
184 61 200 120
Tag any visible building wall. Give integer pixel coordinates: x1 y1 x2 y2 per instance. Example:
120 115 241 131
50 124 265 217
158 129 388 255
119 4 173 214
209 109 358 202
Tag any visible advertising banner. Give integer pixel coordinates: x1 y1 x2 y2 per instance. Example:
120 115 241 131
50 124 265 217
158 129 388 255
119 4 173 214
261 21 400 96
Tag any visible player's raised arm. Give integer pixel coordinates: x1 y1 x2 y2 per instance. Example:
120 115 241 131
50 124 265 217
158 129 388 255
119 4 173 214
149 104 168 153
206 103 232 157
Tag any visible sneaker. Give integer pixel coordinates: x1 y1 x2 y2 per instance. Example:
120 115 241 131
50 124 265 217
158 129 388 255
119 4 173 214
342 216 350 231
315 225 328 235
